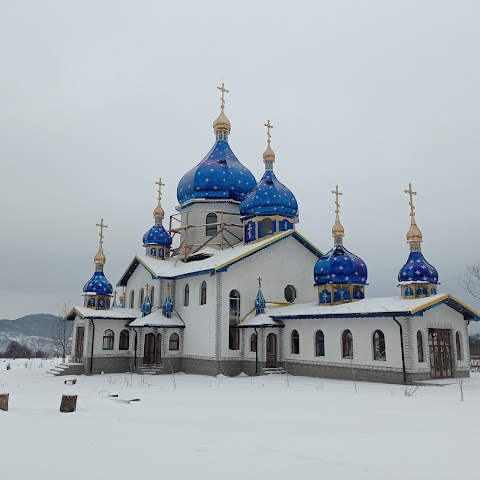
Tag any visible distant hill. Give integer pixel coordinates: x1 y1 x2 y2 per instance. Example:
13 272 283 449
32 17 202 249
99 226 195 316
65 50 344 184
0 314 59 350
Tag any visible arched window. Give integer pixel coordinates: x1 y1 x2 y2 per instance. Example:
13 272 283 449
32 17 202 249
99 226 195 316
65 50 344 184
342 330 353 358
169 333 180 351
250 333 257 352
159 247 164 259
206 213 218 237
150 247 156 256
200 281 207 305
139 288 144 309
119 329 129 350
229 290 240 350
284 285 297 303
102 330 114 350
150 286 155 307
184 284 190 306
315 330 325 357
156 333 162 364
417 330 424 362
129 290 135 308
373 330 386 361
260 218 273 235
291 330 300 354
456 332 462 360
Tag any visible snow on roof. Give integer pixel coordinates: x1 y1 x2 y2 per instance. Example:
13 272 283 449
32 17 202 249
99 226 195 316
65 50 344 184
238 313 284 328
117 230 322 285
266 294 480 320
65 306 141 320
129 309 185 328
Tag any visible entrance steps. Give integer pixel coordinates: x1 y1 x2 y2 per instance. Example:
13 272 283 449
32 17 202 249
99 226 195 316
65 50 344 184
263 367 286 375
137 364 164 375
47 363 84 376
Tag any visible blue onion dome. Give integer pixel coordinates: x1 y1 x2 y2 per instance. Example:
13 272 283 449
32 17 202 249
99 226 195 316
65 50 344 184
255 278 266 315
141 291 152 316
239 121 298 220
83 271 113 295
398 183 439 284
143 178 172 247
314 186 367 286
162 294 173 317
398 251 438 283
176 86 256 206
314 246 368 286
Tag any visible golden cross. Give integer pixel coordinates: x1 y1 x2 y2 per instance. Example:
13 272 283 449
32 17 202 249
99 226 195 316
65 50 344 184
257 277 262 289
331 185 342 214
155 178 165 200
145 283 150 295
167 283 171 296
264 120 273 147
217 82 229 111
96 219 108 243
405 183 417 215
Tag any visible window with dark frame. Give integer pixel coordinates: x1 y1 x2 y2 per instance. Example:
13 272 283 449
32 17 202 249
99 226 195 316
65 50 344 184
260 218 273 235
315 330 325 357
229 290 240 350
284 285 297 303
102 329 114 350
373 330 386 360
169 333 180 351
456 332 462 361
200 281 207 305
184 284 190 306
250 333 257 352
119 329 129 350
342 330 353 358
139 288 144 309
291 330 300 354
206 213 218 237
129 290 135 308
417 330 424 362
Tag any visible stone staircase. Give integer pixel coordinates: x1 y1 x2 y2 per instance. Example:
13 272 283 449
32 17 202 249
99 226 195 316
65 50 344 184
137 364 165 375
47 363 84 376
263 367 286 375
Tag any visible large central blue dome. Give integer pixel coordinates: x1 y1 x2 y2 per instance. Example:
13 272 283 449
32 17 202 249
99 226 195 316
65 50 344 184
239 170 298 219
177 140 257 205
314 245 368 286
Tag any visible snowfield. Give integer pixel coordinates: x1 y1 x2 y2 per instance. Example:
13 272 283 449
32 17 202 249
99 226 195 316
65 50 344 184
0 359 479 480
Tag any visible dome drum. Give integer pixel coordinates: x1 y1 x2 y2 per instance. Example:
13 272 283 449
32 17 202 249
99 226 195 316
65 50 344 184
318 284 365 306
244 216 294 244
400 282 437 299
84 294 111 310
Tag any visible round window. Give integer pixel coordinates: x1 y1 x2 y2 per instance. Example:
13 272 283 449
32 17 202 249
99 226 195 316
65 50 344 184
284 285 297 303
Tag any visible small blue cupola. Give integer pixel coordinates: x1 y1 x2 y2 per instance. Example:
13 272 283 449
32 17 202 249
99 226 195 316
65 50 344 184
143 178 172 260
141 284 152 317
176 84 256 207
255 277 266 315
162 286 173 319
398 184 439 299
240 121 298 244
314 186 367 306
83 219 113 310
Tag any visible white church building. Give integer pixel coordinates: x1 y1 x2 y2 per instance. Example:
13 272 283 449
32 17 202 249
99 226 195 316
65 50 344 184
64 85 479 383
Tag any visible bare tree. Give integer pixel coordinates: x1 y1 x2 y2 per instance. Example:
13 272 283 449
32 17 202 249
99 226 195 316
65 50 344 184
51 302 73 363
30 337 47 358
459 263 480 299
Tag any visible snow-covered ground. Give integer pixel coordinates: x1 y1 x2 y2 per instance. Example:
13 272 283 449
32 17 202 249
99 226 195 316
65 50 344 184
0 358 478 480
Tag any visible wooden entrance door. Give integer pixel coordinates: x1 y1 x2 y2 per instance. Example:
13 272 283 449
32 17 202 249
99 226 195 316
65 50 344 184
75 327 84 363
428 329 453 379
266 333 277 368
143 333 155 365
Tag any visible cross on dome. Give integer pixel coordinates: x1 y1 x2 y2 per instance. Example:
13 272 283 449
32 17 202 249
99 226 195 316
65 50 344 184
264 120 273 147
404 182 423 247
263 120 275 167
94 219 108 267
405 183 417 216
331 185 343 215
217 82 229 112
96 218 108 243
331 185 345 243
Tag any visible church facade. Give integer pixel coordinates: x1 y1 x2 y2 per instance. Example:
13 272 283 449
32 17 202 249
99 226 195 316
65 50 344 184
64 85 479 383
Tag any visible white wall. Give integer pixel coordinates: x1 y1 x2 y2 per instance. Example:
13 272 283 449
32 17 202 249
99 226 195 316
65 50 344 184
125 262 161 309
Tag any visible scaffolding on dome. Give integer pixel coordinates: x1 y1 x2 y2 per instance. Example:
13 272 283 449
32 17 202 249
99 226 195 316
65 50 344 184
168 210 243 263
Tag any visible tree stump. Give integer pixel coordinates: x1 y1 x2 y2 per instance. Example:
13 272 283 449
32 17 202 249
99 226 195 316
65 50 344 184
0 394 9 411
60 395 77 413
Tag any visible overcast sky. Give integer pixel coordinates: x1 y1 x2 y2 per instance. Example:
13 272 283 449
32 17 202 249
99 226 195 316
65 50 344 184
1 1 480 328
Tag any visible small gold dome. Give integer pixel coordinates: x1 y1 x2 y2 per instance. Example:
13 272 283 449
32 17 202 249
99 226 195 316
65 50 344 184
213 111 231 133
153 204 165 220
263 146 275 163
407 215 423 244
94 245 106 265
119 290 126 301
332 213 345 237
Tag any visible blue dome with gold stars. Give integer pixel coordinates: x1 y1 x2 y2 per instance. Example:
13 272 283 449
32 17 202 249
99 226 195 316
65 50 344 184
240 169 298 219
83 271 113 295
398 251 438 284
314 245 368 286
177 139 256 205
143 224 172 247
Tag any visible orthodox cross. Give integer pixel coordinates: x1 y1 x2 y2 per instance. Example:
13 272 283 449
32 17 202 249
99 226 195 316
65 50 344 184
96 219 108 243
331 185 342 214
404 182 417 215
167 283 172 297
156 178 165 200
145 283 150 295
257 277 262 289
217 82 229 111
264 120 273 147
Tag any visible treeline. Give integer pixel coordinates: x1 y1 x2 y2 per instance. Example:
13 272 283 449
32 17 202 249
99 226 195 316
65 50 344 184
0 341 49 359
470 335 480 356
